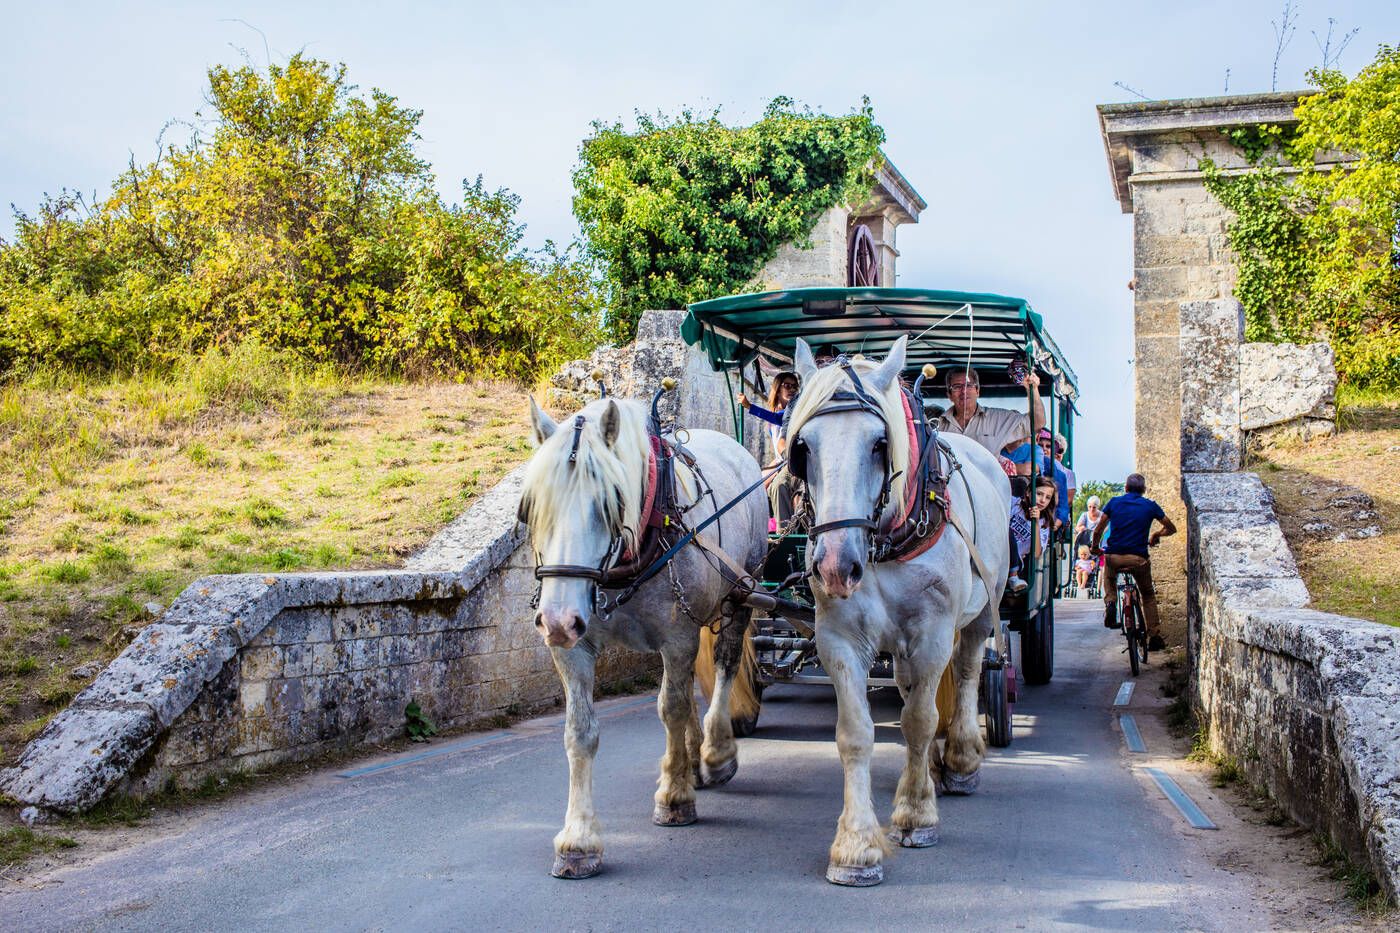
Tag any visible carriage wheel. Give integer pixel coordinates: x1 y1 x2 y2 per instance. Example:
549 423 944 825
983 666 1012 748
1020 600 1054 686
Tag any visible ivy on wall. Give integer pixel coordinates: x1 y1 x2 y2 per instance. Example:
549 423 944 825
571 98 885 342
1201 45 1400 390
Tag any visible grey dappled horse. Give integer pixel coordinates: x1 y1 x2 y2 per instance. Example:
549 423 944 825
521 397 767 879
787 336 1012 886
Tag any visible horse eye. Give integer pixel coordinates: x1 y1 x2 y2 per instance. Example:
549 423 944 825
872 438 888 456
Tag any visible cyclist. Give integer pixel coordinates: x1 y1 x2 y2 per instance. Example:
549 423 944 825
1090 472 1177 651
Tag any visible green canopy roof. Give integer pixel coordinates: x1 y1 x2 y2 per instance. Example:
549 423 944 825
682 287 1079 401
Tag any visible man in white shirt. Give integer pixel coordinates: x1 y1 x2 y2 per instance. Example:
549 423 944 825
936 368 1046 463
935 367 1046 592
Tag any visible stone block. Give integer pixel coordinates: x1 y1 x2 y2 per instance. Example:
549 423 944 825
240 646 284 681
332 608 382 641
1182 472 1272 515
83 623 241 729
267 612 332 645
1240 342 1337 430
0 705 161 812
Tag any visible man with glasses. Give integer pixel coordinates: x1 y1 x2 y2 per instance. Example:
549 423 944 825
936 368 1046 592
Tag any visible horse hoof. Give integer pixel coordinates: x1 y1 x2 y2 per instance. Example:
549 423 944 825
697 757 738 789
551 852 602 879
826 862 884 886
888 825 939 848
653 802 698 826
942 769 981 796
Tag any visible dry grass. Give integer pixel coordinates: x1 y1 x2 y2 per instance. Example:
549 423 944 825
0 346 534 765
1253 399 1400 628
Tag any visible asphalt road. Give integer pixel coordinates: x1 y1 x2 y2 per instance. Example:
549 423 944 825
2 600 1272 932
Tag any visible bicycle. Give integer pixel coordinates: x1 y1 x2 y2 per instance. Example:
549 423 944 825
1115 571 1149 676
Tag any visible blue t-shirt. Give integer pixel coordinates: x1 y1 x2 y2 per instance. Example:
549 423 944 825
1007 444 1070 524
1101 492 1166 557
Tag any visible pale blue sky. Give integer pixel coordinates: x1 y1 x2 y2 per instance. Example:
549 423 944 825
4 0 1397 484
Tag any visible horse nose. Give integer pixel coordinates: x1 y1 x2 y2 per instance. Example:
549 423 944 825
814 537 865 598
536 608 586 648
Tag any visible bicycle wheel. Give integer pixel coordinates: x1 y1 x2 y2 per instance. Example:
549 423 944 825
1133 601 1149 665
1121 593 1140 677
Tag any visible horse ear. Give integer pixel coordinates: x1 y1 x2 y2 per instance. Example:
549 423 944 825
529 397 557 446
793 339 818 384
869 335 907 393
600 400 621 447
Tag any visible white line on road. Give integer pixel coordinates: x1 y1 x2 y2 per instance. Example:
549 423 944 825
1145 767 1219 830
1114 681 1135 705
1119 714 1146 753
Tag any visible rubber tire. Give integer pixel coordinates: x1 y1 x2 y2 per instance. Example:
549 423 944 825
1123 596 1141 677
1020 600 1054 686
1134 601 1149 665
983 667 1012 748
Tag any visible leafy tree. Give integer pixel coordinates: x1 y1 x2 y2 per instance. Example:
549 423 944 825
1073 481 1124 523
572 98 885 341
1201 45 1400 390
0 55 598 380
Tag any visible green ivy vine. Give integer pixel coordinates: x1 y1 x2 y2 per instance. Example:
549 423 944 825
571 98 885 342
1201 45 1400 390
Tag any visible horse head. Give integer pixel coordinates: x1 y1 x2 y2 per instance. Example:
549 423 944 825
790 336 908 598
521 397 645 649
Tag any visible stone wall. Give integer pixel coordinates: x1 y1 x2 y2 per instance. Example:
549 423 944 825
1184 471 1400 900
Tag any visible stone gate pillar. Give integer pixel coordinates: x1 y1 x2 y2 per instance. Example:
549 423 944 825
1096 92 1303 627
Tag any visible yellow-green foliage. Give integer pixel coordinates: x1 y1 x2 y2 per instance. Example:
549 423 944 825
1201 45 1400 390
0 55 600 381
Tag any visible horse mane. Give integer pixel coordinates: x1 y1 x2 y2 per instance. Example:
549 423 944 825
520 399 651 550
785 360 910 516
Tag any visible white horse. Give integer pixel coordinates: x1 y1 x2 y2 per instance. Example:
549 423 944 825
786 335 1011 886
522 396 767 879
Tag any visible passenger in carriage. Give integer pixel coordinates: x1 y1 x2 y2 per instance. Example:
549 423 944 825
738 371 800 524
935 367 1046 594
1006 428 1070 532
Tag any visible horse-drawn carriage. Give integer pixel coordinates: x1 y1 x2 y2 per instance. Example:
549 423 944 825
520 286 1079 885
681 287 1081 747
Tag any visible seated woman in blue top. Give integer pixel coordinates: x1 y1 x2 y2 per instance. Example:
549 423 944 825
738 372 800 523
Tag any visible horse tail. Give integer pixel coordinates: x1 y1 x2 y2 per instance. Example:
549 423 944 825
730 626 760 721
694 623 761 721
694 627 717 702
933 631 960 738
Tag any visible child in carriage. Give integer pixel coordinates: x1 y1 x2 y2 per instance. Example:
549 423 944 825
1073 545 1096 596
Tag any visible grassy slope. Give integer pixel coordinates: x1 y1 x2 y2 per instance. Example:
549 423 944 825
0 346 532 765
1254 396 1400 628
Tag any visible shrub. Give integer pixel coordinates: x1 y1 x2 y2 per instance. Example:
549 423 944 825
573 97 885 341
0 55 600 382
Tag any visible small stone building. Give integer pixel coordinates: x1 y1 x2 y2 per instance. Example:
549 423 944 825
751 157 926 290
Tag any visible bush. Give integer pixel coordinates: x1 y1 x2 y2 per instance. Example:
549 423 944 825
573 97 885 341
0 55 599 382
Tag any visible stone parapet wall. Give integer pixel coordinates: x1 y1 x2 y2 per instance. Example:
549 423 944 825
2 467 659 813
1184 472 1400 900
